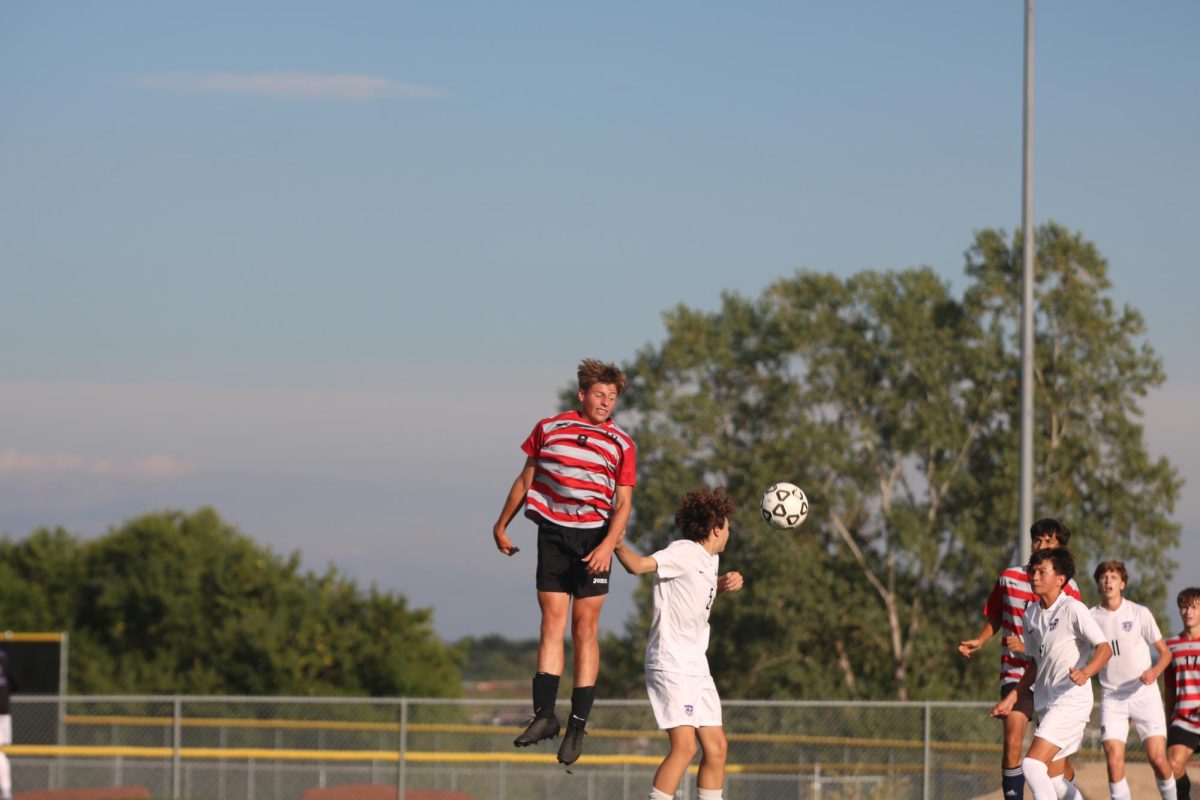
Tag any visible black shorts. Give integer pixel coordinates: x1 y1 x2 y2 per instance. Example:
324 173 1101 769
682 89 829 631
536 522 611 598
1167 724 1200 753
1000 681 1035 720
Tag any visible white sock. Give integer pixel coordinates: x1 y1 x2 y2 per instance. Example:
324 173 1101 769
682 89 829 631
1022 758 1055 800
1158 775 1178 800
1051 774 1080 799
1110 778 1131 800
697 789 724 800
648 788 673 800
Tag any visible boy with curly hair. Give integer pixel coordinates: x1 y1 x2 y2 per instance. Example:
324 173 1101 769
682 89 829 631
614 486 744 800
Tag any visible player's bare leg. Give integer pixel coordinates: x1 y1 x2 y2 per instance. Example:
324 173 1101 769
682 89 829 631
696 725 729 798
514 591 570 747
652 727 699 796
570 594 604 686
1136 735 1179 799
1168 744 1192 799
1104 738 1127 784
1003 711 1027 770
558 593 606 765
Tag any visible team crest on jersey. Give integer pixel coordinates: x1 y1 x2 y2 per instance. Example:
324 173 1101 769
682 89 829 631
577 434 588 446
1122 621 1134 632
684 704 694 716
1048 618 1060 631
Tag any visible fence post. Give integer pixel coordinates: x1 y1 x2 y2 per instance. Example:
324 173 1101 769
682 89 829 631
172 696 182 800
922 702 931 800
397 699 408 799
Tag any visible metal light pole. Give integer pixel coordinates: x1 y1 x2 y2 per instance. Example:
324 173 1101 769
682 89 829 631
1019 0 1036 566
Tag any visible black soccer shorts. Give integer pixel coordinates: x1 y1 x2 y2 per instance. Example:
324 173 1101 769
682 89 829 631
1167 723 1200 753
536 522 612 598
1000 681 1036 720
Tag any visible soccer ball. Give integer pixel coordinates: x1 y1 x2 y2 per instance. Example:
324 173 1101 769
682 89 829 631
760 482 809 529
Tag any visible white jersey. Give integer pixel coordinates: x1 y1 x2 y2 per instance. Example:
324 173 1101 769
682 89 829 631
1090 599 1164 697
1023 591 1108 712
645 539 719 676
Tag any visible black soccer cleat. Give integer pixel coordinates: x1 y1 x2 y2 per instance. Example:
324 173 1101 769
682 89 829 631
513 714 560 747
556 717 587 765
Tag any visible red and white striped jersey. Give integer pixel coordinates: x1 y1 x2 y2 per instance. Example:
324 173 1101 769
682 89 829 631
521 410 636 529
982 565 1082 686
1164 633 1200 735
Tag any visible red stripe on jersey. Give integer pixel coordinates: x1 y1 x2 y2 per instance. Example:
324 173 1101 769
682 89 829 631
982 565 1080 686
1165 635 1200 734
521 410 636 529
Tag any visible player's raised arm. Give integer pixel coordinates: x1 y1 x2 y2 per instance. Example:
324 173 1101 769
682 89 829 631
613 541 657 576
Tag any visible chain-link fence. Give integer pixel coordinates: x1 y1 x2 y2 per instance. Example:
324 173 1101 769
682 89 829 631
7 695 1118 799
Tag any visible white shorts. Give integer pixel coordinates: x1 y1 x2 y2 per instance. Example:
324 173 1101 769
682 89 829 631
1099 684 1168 743
0 714 10 746
646 669 722 730
1034 691 1093 760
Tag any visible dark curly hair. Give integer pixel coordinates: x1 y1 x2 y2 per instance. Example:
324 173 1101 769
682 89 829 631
675 487 735 542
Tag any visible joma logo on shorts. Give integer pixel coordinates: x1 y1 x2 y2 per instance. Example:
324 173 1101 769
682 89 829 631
592 577 608 585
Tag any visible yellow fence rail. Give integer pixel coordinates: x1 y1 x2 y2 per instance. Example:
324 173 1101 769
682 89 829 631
64 714 1002 755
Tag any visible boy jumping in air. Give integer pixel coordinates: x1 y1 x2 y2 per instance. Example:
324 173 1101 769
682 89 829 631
492 359 636 765
613 486 744 800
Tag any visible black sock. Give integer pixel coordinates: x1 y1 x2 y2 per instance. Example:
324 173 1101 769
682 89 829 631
1179 772 1191 800
532 672 560 718
569 685 596 726
1001 766 1024 799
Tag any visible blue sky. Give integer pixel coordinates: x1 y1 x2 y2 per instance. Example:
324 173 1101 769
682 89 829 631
2 1 1197 639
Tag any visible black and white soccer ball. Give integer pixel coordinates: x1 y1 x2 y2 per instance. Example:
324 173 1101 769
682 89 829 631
759 482 809 529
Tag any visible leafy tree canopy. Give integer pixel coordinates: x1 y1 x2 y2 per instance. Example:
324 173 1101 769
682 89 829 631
601 223 1180 701
0 508 462 697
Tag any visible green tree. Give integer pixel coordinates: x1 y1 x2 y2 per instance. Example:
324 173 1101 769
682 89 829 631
963 224 1182 611
1 508 463 696
609 223 1180 700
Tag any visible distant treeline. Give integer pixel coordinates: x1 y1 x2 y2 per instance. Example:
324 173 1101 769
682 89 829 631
0 509 462 696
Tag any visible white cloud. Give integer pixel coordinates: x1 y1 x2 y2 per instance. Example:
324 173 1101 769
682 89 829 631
0 448 194 479
133 72 442 100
